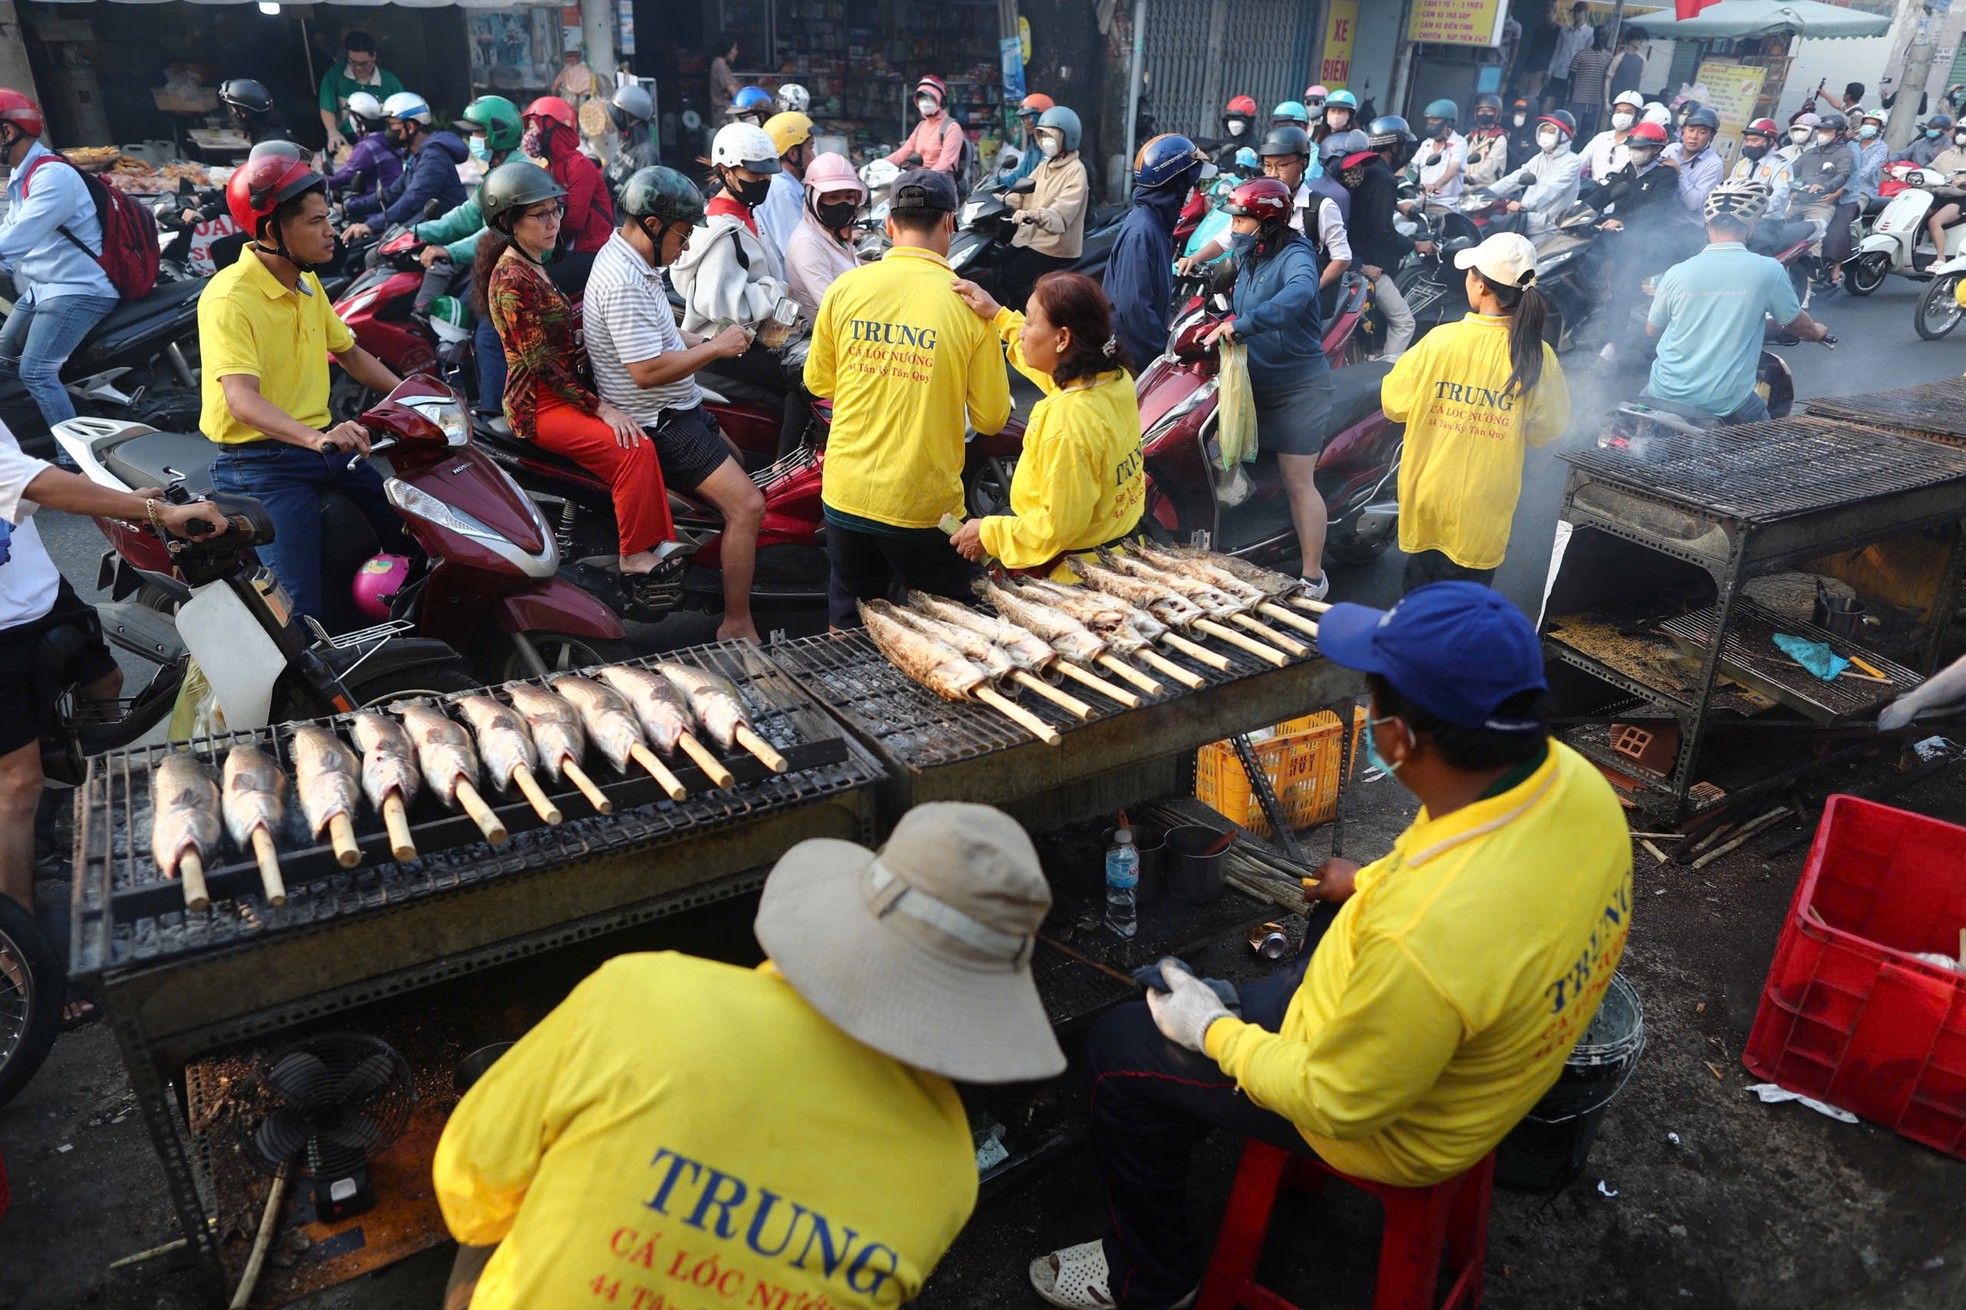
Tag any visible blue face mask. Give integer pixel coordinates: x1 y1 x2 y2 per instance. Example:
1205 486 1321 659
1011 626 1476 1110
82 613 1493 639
469 135 491 162
1928 128 1944 139
1363 715 1407 776
1230 231 1258 258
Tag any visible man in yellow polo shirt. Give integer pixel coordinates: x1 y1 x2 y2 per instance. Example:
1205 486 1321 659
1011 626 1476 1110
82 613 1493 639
1030 583 1633 1310
200 152 403 626
804 167 1012 628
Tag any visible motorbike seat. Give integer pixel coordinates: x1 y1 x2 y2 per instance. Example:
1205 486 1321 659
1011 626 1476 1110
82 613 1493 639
1328 360 1394 435
102 429 220 493
89 280 204 338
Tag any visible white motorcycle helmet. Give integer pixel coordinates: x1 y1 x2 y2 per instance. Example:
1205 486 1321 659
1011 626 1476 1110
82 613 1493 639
710 122 782 173
381 90 434 125
777 83 811 115
1641 101 1672 128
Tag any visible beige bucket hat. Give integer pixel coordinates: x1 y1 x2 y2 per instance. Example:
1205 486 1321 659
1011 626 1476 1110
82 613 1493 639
755 802 1065 1083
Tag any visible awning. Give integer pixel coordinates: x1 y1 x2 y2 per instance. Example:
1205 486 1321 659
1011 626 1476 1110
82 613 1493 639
1633 0 1891 39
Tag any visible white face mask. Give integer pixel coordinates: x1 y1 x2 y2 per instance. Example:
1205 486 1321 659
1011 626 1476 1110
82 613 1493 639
1512 113 1528 127
1039 136 1062 158
1611 112 1634 130
917 97 938 118
1227 119 1247 136
1538 129 1560 152
1790 128 1811 145
1816 131 1838 147
1955 131 1966 146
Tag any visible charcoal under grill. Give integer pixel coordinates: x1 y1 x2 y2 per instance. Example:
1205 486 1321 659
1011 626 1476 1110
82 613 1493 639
1806 379 1966 449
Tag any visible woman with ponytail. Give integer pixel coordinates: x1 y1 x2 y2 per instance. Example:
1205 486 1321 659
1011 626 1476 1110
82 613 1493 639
1381 230 1569 593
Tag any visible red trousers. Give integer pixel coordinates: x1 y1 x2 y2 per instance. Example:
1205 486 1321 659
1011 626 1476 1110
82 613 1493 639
532 390 674 555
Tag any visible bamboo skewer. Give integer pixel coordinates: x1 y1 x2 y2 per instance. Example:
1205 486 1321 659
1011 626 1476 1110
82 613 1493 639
229 1161 291 1310
734 726 789 773
1196 618 1290 665
178 851 210 913
1057 660 1142 707
1288 596 1333 614
455 779 508 844
563 759 612 813
1099 653 1163 695
248 829 288 905
1138 647 1206 688
1163 631 1233 669
629 743 689 800
510 764 563 824
1257 602 1320 637
1231 612 1308 654
677 734 737 788
326 812 361 869
976 685 1061 744
381 793 417 861
1014 670 1093 718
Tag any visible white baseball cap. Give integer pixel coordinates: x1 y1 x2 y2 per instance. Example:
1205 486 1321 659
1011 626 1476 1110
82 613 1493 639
1455 231 1539 289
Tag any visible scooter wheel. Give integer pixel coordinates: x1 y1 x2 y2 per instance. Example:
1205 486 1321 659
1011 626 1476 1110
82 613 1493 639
1915 273 1964 340
0 895 63 1110
1844 251 1889 297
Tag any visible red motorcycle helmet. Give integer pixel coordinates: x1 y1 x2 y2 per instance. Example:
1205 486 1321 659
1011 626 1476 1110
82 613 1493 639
1745 117 1780 138
1224 176 1292 224
1627 121 1670 148
523 96 577 130
1226 95 1258 118
0 88 43 139
226 153 326 239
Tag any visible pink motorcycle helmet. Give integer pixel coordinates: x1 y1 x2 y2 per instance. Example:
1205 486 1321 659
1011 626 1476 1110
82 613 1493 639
353 554 410 621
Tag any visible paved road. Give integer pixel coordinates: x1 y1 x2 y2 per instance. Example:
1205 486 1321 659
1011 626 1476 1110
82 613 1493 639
34 270 1965 680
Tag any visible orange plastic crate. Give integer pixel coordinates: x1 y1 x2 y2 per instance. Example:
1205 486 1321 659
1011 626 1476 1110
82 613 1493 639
1195 707 1365 838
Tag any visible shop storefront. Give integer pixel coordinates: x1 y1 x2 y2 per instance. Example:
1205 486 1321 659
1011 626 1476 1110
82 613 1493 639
1140 0 1319 142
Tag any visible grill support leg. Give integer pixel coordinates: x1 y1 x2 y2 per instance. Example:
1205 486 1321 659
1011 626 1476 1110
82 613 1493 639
1231 732 1307 864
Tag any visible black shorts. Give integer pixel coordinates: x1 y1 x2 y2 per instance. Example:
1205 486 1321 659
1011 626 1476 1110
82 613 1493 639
650 404 734 492
0 578 118 755
824 519 982 630
1254 375 1336 458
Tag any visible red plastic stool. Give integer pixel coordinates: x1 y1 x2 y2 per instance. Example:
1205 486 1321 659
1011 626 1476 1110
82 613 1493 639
1195 1140 1495 1310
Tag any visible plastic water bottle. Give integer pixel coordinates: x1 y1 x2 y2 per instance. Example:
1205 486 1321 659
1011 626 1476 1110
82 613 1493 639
1105 829 1140 939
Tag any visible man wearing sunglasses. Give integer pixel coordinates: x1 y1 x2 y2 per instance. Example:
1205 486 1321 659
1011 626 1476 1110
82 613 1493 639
319 30 402 155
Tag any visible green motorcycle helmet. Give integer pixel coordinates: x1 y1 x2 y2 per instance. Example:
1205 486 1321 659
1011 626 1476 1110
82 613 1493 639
480 160 567 231
460 95 524 154
428 295 472 345
620 166 707 227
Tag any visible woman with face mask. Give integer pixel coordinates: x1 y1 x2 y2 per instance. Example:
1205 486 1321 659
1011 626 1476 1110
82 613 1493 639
784 150 868 320
998 106 1091 308
518 96 615 274
1922 124 1966 258
1314 89 1359 143
885 76 967 182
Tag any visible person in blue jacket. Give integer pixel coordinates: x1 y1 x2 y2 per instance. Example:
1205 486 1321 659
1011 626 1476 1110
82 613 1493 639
1107 134 1212 369
1200 175 1333 599
340 91 468 242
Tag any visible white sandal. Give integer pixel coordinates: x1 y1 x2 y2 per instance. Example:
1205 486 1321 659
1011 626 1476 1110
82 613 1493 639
1028 1240 1198 1310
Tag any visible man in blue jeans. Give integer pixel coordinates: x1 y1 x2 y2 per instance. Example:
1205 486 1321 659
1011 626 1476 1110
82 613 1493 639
1645 177 1828 425
0 90 118 459
200 152 405 628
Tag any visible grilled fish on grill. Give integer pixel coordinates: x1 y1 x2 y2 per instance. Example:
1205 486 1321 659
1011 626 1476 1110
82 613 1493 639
507 684 587 779
869 600 1014 681
1020 579 1147 652
597 665 695 754
1129 543 1271 605
456 694 539 787
220 745 285 849
1144 544 1302 601
553 676 646 771
657 663 752 750
397 701 482 805
151 752 220 878
291 727 361 837
907 592 1056 673
352 711 420 812
1100 550 1245 617
975 578 1109 665
1074 559 1210 627
860 602 992 700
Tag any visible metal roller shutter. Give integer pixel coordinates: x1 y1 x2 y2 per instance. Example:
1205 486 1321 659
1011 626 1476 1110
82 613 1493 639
1145 0 1317 141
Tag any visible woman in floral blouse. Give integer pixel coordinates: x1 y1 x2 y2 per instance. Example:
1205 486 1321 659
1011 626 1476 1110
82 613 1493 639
470 161 682 589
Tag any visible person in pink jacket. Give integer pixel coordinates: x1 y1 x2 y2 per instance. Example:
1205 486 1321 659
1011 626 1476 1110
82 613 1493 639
887 75 966 181
784 151 867 319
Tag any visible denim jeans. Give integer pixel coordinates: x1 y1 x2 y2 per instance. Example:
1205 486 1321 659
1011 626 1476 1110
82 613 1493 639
210 441 403 627
473 313 506 417
0 292 118 432
1721 391 1771 426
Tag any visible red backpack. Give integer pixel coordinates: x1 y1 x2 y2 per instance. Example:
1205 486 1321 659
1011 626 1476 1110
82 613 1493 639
23 154 160 299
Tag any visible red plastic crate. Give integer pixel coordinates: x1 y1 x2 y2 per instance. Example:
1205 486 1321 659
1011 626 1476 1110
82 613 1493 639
1743 796 1966 1159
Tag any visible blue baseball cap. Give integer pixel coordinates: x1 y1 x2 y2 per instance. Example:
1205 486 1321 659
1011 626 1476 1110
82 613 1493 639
1316 582 1548 732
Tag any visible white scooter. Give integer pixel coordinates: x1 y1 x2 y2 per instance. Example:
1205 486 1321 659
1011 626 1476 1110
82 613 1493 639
1846 164 1957 295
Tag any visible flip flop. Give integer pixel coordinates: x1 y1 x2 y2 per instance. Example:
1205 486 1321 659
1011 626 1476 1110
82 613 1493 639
1027 1241 1198 1310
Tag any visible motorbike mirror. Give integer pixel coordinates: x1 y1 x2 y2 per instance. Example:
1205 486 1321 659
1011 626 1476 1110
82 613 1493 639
422 198 443 219
905 152 923 166
1008 177 1038 195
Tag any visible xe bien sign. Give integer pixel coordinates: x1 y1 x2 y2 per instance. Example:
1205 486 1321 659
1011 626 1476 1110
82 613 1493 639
1321 0 1358 85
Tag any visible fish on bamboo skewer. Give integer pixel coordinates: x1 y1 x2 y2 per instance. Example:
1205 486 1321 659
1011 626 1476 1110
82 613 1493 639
597 665 733 788
859 603 1059 744
658 662 788 774
1038 573 1224 679
1071 561 1246 669
1099 551 1306 654
151 751 220 912
1159 546 1332 613
352 711 420 861
292 726 365 869
906 591 1060 675
1020 578 1206 690
871 599 1093 719
221 745 288 904
507 683 611 814
1124 544 1323 638
553 675 687 800
456 693 562 824
974 578 1153 703
396 700 506 844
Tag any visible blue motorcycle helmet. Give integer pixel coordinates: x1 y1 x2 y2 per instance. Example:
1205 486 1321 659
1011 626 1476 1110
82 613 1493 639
1036 105 1082 153
1272 100 1310 128
1136 132 1212 189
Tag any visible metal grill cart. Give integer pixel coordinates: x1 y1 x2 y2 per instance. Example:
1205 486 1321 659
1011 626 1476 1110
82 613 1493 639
72 641 884 1303
1539 417 1966 822
1806 379 1966 450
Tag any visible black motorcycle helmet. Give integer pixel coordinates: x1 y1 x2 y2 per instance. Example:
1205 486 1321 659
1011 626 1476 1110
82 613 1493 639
219 78 275 116
1257 124 1311 161
1366 114 1416 168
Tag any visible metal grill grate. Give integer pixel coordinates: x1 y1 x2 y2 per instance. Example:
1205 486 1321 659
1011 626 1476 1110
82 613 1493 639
1658 599 1920 724
74 641 881 974
770 624 1317 771
1806 380 1966 448
1561 417 1966 521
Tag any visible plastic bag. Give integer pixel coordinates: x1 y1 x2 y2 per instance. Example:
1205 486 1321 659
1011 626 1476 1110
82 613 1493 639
167 658 228 742
1215 339 1259 471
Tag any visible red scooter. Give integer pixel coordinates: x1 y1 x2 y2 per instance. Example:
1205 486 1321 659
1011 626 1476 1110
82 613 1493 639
1134 286 1403 568
1169 265 1371 368
73 377 627 684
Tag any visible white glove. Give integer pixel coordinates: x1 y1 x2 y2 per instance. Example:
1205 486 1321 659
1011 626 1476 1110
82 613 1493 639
1144 957 1234 1053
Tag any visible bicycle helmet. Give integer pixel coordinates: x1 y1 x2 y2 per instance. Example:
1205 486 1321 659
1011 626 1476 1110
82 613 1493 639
1224 176 1292 224
1019 92 1055 121
729 86 775 120
480 160 568 230
1683 106 1720 132
382 91 434 125
226 152 325 247
1539 111 1576 141
0 88 44 140
461 95 523 153
776 83 810 115
345 91 386 134
524 96 577 131
763 111 813 157
1704 177 1771 226
1136 133 1208 189
1037 105 1082 153
608 83 654 128
620 165 707 226
1258 124 1311 159
1272 100 1309 127
220 78 275 115
710 122 782 173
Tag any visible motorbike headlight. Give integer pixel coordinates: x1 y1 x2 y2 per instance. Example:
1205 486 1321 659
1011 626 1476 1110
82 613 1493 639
1144 378 1219 444
405 396 470 447
339 288 380 318
1541 251 1575 275
961 200 983 227
950 243 978 271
